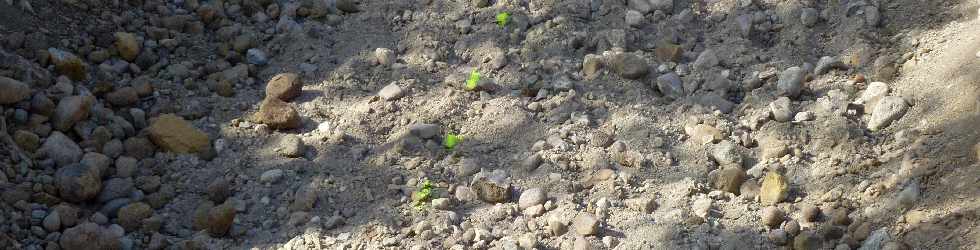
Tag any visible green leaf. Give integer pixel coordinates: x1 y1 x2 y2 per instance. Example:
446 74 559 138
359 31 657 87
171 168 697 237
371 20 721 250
496 12 511 27
465 70 480 90
444 133 461 149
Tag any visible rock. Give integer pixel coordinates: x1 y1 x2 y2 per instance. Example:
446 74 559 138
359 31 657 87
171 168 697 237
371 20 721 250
777 67 804 98
794 111 814 122
783 219 801 236
52 95 94 131
43 210 61 232
801 205 821 222
830 208 851 225
793 232 821 250
770 97 794 122
740 181 760 200
859 82 890 112
378 83 405 100
626 10 644 27
106 87 139 107
49 48 88 81
625 198 657 213
60 222 122 250
518 188 547 209
265 73 302 101
408 123 440 139
0 76 31 104
471 176 510 203
97 178 134 203
628 0 652 13
709 167 746 194
693 49 719 71
31 93 55 116
374 48 396 66
276 135 305 158
117 202 152 231
207 202 236 237
336 0 359 13
711 140 742 165
289 181 318 212
522 153 543 170
42 131 83 167
607 53 648 79
656 72 684 98
124 137 156 159
246 48 268 65
858 228 891 250
868 96 908 131
735 14 752 37
114 156 138 178
260 169 284 184
761 206 785 228
769 229 789 245
760 172 789 205
684 123 723 145
655 42 683 62
573 213 600 236
457 158 481 177
759 136 789 160
431 198 452 210
147 114 210 154
206 178 233 203
814 56 845 75
254 98 302 129
13 130 39 153
649 0 673 12
114 32 140 62
576 56 602 83
800 8 819 27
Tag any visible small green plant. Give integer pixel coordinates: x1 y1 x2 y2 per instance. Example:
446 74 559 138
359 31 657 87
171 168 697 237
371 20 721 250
465 70 481 90
444 133 462 150
496 12 511 27
412 180 434 209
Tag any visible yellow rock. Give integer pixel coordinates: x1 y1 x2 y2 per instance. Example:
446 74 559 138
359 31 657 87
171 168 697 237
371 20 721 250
147 114 210 154
114 32 141 62
760 172 789 205
48 48 87 81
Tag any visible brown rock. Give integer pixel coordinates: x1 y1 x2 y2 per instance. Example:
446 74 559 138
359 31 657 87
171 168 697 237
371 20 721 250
684 123 723 145
760 172 789 205
207 202 236 237
114 32 141 62
0 76 31 104
13 130 40 152
48 48 88 81
710 167 746 194
147 114 210 154
254 98 301 129
265 73 302 101
106 87 139 106
471 177 510 204
52 95 94 131
655 43 683 62
60 222 122 250
117 202 152 231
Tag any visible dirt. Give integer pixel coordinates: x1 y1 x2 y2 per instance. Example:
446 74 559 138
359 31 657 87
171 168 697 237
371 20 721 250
0 0 979 249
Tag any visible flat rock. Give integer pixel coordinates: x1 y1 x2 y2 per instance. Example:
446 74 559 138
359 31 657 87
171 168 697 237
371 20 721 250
814 56 845 75
147 114 210 154
254 98 302 129
265 73 302 101
868 96 908 131
378 83 405 100
607 53 648 79
0 76 31 104
260 169 284 183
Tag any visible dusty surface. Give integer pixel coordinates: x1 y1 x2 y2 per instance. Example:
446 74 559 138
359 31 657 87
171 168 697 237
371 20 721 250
0 0 979 249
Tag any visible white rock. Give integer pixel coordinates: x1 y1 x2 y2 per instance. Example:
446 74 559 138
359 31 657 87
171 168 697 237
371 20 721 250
378 83 404 101
868 96 909 131
260 169 284 183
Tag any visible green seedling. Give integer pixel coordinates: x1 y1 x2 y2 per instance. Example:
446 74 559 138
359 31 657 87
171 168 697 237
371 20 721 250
465 70 481 90
444 133 462 150
496 12 511 27
412 180 435 209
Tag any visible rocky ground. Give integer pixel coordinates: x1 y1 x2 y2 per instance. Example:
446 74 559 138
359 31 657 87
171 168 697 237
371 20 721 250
1 0 979 249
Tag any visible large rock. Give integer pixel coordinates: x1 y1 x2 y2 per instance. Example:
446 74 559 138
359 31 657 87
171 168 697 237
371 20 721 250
607 53 648 79
693 49 719 71
55 163 102 203
265 73 302 101
656 73 684 98
777 67 804 98
117 202 152 231
114 32 141 62
573 213 600 236
106 87 139 107
207 202 236 237
770 97 794 122
254 98 302 129
760 172 789 205
0 76 31 104
709 167 746 194
867 96 908 131
378 83 405 101
471 174 511 204
41 131 83 167
52 95 94 131
49 48 88 81
147 114 210 154
60 222 122 250
518 188 547 209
